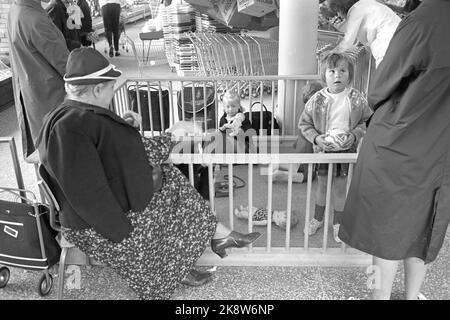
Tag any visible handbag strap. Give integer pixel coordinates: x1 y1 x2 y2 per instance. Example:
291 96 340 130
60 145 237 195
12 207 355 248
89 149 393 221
223 174 245 189
127 84 166 92
250 101 268 113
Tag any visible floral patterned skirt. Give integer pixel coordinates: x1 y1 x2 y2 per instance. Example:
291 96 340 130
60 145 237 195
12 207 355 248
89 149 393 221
63 164 217 300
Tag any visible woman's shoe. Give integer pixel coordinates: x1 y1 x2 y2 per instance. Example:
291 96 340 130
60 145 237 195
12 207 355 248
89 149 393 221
109 46 114 58
115 51 120 57
211 231 261 258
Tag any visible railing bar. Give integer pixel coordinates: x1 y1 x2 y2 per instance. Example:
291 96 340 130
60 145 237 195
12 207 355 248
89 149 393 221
181 81 185 121
322 163 333 253
259 80 264 135
203 82 207 131
134 80 144 135
293 80 298 134
228 164 234 230
126 75 320 82
146 82 155 135
188 163 194 187
192 84 196 126
208 164 215 213
214 81 219 130
248 164 253 251
285 164 293 250
282 79 287 136
158 81 165 133
271 80 275 135
267 163 273 252
304 163 314 250
168 81 174 126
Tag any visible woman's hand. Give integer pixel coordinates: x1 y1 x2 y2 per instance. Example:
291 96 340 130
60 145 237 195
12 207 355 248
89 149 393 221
315 134 336 152
122 111 142 128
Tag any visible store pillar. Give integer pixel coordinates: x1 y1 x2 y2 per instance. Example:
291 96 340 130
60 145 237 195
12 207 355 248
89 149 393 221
277 0 318 135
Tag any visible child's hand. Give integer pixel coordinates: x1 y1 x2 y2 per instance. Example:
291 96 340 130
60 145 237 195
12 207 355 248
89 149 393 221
122 111 142 128
340 133 356 150
315 134 336 152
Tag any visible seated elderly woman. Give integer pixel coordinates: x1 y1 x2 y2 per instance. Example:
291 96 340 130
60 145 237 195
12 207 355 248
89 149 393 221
36 47 261 300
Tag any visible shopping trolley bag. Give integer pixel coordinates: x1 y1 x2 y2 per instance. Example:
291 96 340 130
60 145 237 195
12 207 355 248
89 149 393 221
128 85 170 131
177 85 216 130
0 199 61 269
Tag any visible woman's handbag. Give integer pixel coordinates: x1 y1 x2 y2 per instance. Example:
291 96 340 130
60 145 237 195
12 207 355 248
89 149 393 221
128 85 170 131
177 85 216 130
245 102 280 135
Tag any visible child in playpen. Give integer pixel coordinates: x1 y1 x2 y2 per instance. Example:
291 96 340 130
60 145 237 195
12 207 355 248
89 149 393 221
213 91 256 154
298 52 372 242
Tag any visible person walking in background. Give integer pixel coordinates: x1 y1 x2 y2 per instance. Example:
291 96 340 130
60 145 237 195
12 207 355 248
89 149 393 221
99 0 123 57
7 0 69 159
299 52 372 243
339 0 450 300
326 0 401 68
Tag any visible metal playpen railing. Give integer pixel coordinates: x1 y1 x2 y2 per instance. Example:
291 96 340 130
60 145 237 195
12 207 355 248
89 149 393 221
108 75 371 266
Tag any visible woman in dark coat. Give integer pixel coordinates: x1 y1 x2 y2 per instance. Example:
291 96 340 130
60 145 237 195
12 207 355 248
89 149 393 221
339 0 450 300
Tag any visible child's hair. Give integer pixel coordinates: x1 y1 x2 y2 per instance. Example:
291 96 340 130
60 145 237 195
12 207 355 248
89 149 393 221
302 80 324 104
320 52 354 84
327 0 359 16
222 91 243 112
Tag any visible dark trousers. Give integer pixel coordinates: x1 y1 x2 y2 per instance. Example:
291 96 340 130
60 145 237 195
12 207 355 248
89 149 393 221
102 3 121 51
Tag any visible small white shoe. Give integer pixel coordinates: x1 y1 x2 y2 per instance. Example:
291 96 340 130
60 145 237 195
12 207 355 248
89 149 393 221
304 218 324 236
272 170 305 183
417 292 427 300
333 224 342 243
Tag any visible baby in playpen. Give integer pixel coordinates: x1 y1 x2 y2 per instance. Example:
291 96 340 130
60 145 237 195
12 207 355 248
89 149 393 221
298 52 372 243
212 91 256 154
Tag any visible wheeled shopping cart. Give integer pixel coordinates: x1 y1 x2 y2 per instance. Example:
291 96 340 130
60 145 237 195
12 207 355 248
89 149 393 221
0 187 61 296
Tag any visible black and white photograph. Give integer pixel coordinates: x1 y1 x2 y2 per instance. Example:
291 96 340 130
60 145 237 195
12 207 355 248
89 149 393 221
0 0 449 309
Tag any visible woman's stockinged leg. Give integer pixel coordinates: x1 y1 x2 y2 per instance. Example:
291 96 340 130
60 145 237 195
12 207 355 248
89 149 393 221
213 222 231 239
371 256 399 300
404 257 427 300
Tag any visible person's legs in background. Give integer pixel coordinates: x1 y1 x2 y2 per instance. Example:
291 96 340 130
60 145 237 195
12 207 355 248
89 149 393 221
372 256 399 300
102 4 114 57
111 3 121 56
404 257 428 300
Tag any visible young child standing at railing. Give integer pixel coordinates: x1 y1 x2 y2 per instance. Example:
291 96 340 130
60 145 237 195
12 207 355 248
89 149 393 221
299 52 372 242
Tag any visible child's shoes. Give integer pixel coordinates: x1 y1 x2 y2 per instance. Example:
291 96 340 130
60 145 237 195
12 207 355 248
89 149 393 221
333 224 342 243
304 218 324 236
